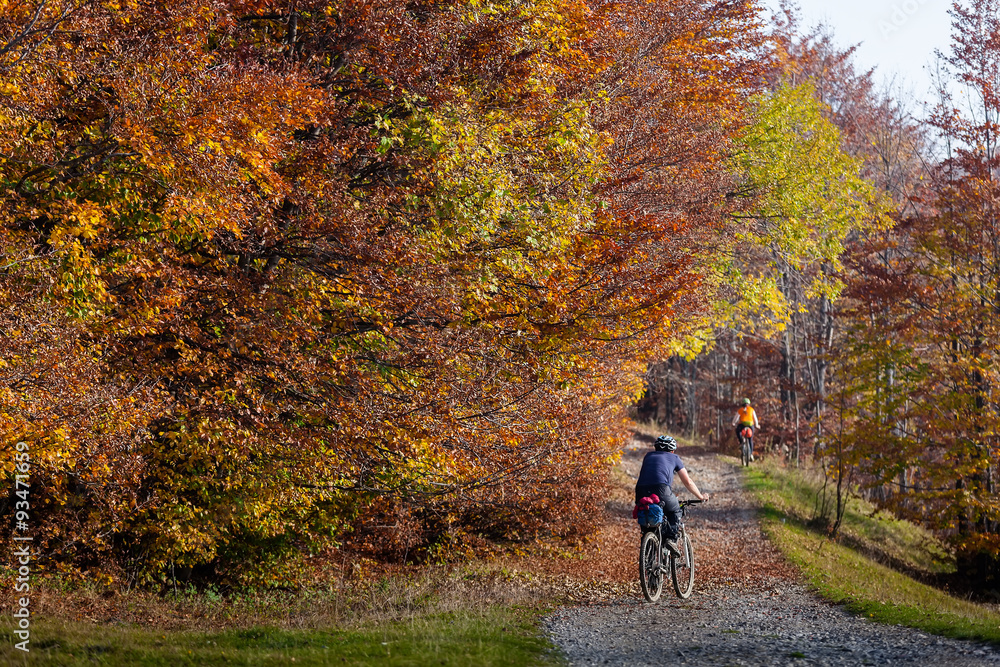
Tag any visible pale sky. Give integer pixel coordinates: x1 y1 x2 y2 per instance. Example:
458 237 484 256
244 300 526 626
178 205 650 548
771 0 955 103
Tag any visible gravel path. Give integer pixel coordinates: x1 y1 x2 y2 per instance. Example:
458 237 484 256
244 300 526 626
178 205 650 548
545 444 1000 666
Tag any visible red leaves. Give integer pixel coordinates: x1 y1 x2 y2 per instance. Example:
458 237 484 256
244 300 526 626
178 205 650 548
0 0 767 584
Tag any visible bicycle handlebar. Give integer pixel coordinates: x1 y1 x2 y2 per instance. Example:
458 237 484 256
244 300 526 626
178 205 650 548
679 499 706 506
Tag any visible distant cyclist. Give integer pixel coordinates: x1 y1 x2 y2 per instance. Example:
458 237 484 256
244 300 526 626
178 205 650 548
635 436 708 555
732 398 760 461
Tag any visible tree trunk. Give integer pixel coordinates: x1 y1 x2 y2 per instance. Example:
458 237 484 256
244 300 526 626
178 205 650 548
687 358 698 437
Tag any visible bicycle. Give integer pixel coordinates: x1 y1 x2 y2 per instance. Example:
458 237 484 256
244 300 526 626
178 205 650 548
638 499 704 602
738 426 753 467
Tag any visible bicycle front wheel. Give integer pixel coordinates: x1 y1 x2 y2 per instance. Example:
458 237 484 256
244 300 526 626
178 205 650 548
671 528 695 599
639 531 663 602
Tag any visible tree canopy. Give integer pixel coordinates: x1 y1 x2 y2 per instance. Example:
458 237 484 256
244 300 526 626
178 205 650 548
0 0 766 585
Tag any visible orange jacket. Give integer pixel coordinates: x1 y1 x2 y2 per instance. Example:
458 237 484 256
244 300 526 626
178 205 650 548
735 406 758 427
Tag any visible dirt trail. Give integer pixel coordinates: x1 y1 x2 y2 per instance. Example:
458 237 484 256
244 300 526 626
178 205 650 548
545 444 1000 666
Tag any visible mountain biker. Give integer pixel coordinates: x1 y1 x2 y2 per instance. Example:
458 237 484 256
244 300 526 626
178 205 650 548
732 397 760 461
635 435 709 556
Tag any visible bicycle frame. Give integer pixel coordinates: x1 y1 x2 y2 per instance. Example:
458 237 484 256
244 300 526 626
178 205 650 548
638 499 703 602
738 429 752 466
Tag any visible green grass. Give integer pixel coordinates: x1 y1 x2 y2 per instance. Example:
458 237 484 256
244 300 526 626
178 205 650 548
743 459 953 576
0 606 562 666
744 460 1000 644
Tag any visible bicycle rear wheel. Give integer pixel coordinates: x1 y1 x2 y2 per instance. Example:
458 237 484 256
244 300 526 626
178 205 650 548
671 527 695 599
639 531 663 602
741 437 750 466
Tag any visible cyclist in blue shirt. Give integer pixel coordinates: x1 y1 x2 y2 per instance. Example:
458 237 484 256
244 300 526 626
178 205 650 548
635 435 708 555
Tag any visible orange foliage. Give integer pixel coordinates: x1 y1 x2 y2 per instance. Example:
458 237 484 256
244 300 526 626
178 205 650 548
0 0 763 585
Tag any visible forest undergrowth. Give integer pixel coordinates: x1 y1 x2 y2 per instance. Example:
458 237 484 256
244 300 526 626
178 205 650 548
0 434 645 634
0 433 649 664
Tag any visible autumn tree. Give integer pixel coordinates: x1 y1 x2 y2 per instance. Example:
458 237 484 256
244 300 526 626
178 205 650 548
640 19 890 463
803 0 1000 588
1 0 767 584
872 0 1000 570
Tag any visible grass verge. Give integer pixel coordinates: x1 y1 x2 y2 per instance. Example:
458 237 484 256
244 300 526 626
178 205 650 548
744 460 1000 644
0 604 561 666
0 565 569 666
741 457 953 576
